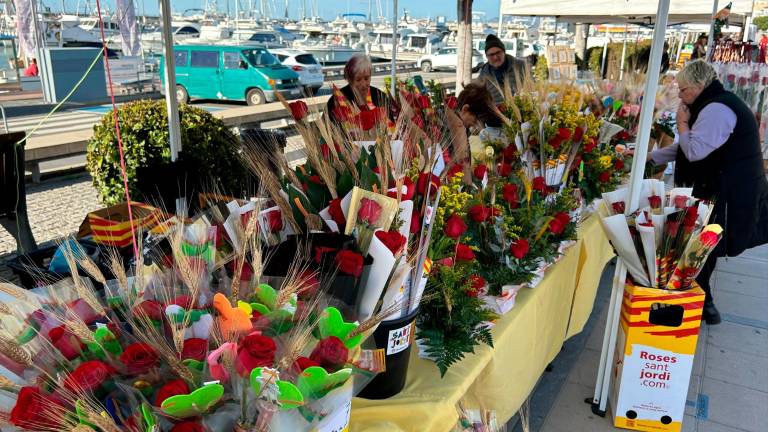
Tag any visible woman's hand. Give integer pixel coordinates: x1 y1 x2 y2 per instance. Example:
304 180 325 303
677 104 690 125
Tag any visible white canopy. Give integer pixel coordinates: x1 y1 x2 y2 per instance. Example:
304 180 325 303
500 0 754 25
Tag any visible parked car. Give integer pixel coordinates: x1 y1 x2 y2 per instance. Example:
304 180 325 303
417 47 484 73
161 45 301 105
269 48 324 95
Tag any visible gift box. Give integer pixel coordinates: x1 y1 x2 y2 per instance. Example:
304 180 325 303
77 202 164 248
611 281 705 432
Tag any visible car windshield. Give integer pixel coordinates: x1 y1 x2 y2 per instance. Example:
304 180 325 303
242 49 281 66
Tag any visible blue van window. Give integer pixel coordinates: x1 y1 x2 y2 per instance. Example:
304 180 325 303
174 51 188 67
223 51 246 69
191 50 218 68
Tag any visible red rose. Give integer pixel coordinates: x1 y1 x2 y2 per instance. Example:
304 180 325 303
417 94 431 109
473 164 487 180
63 360 115 393
48 325 84 361
502 145 517 162
583 138 597 153
436 257 454 267
236 334 277 376
667 220 681 237
699 230 720 248
289 100 309 122
468 204 492 223
614 159 625 170
410 210 421 233
309 336 349 371
413 113 425 129
170 295 194 310
555 212 571 225
155 379 190 407
292 356 320 374
328 198 346 230
612 201 626 214
171 421 205 432
446 96 458 110
335 250 364 277
498 162 513 177
358 109 379 131
467 275 486 297
455 244 475 262
683 206 698 229
132 300 163 322
375 230 407 255
549 215 568 235
558 128 571 140
532 176 547 194
673 195 689 209
444 214 468 239
181 338 208 362
417 173 441 196
549 135 563 150
615 130 630 141
358 198 383 225
573 127 585 143
266 209 283 233
10 387 62 429
598 171 611 183
447 163 464 178
401 176 416 200
510 239 530 259
502 184 519 207
648 195 662 209
119 343 160 375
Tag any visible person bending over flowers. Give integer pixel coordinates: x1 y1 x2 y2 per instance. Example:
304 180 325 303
648 59 768 325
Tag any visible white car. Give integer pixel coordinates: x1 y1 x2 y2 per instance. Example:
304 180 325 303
269 48 324 95
417 47 484 73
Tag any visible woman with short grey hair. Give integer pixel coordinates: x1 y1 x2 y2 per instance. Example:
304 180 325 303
326 53 389 121
649 59 768 325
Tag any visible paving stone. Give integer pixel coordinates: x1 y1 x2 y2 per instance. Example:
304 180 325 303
707 321 768 358
700 377 768 432
714 291 768 324
567 348 601 387
697 420 751 432
540 381 617 432
703 346 768 393
682 414 698 432
714 272 768 300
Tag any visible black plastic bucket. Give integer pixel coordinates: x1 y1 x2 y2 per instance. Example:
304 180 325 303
358 307 419 399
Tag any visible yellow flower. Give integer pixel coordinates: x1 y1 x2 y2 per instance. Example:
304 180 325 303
598 155 613 169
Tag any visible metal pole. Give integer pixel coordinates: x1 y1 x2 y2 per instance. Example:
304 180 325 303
591 0 671 415
675 30 685 64
706 0 719 62
600 25 609 78
497 13 503 39
159 0 182 162
619 24 627 81
390 0 397 96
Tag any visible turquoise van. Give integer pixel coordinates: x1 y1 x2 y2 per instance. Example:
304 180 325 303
161 45 302 105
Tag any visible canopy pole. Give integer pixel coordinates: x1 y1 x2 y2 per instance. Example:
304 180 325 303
627 0 671 212
619 24 628 81
706 0 719 62
390 0 398 95
675 31 685 64
600 25 609 78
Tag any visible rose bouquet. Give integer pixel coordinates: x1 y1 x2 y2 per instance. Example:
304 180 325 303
597 180 723 290
0 213 385 432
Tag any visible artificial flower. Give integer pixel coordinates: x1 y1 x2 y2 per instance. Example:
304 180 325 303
10 387 62 429
700 230 720 248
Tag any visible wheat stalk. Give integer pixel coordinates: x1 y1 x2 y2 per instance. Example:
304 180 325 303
0 375 19 390
0 337 31 366
0 282 30 302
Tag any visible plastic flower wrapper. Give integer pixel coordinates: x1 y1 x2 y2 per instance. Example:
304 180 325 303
666 225 724 290
344 187 399 255
597 200 652 287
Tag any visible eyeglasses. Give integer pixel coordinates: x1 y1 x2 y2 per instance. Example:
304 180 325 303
678 86 690 93
486 49 504 57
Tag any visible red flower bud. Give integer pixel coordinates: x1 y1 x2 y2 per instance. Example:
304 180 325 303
455 243 475 262
510 239 530 259
444 214 468 239
289 101 309 122
309 336 349 371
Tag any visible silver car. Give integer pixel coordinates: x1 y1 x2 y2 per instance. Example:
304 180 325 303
269 48 324 95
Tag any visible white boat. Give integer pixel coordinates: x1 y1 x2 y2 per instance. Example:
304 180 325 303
292 28 364 65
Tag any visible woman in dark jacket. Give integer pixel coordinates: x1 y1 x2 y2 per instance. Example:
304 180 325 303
650 60 768 324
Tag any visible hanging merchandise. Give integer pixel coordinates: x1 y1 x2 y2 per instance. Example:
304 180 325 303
116 0 142 56
15 0 35 57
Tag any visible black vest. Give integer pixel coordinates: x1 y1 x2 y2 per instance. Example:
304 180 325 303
674 80 768 256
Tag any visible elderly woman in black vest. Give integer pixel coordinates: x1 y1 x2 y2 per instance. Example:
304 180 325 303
650 60 768 325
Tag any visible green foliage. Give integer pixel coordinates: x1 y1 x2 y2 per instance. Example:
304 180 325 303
754 16 768 31
416 265 497 377
86 100 247 205
586 41 652 79
533 55 548 82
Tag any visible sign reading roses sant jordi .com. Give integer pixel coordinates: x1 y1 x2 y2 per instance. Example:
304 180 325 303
610 283 705 432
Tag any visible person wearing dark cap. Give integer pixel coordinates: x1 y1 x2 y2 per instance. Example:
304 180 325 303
691 33 708 60
477 34 528 104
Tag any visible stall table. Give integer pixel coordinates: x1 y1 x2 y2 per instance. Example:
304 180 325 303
351 213 614 431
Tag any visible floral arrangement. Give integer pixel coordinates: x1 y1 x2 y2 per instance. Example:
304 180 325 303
598 179 723 290
0 208 387 431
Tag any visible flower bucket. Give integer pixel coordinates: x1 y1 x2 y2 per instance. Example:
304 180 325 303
357 307 419 399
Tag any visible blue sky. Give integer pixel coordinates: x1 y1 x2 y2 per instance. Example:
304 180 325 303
55 0 502 21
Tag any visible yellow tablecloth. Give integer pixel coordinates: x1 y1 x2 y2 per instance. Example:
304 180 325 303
350 215 614 432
